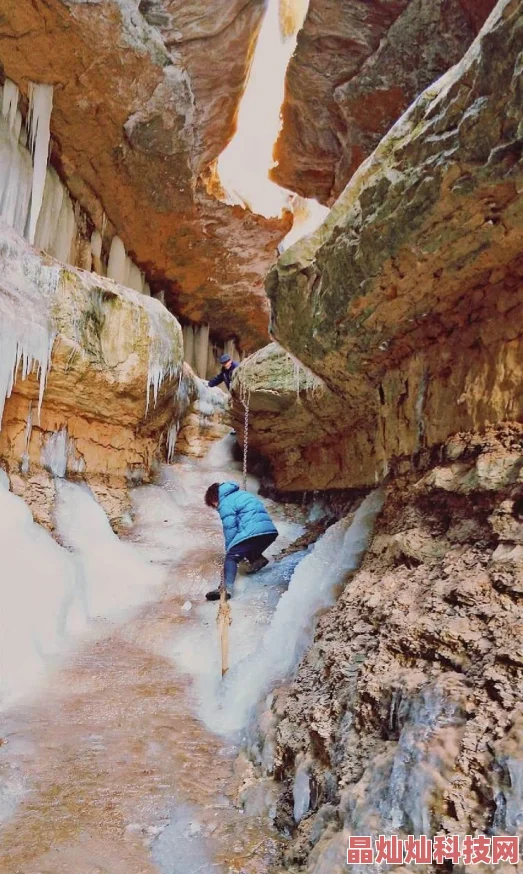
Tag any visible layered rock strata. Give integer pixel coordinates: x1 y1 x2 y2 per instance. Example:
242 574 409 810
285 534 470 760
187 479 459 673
262 426 523 873
0 221 194 489
0 0 288 349
272 0 498 204
240 0 523 491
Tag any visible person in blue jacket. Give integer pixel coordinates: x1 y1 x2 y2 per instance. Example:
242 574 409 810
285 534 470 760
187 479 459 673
207 354 238 391
204 481 278 600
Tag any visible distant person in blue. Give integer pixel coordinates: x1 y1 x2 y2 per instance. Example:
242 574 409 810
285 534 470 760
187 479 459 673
204 482 278 601
207 354 238 391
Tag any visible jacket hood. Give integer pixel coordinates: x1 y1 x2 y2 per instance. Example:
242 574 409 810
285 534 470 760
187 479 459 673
218 482 239 499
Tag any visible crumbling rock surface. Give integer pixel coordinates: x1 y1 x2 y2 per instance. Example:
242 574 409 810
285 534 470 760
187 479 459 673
0 0 287 349
246 0 523 491
266 425 523 873
272 0 497 204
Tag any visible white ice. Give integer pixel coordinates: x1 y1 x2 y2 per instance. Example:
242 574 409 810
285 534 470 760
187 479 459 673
54 480 165 621
165 484 384 735
127 437 381 738
27 83 53 245
0 476 165 708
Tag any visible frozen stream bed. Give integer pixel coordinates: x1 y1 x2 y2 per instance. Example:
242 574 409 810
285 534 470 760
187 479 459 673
0 436 382 873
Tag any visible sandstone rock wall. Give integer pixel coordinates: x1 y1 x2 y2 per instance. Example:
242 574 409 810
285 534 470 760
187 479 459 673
258 426 523 872
272 0 498 204
243 0 523 491
0 221 195 487
0 0 288 350
137 0 266 171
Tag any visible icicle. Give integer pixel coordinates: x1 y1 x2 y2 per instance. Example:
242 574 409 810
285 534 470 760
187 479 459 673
27 83 53 245
107 235 127 284
0 103 33 236
40 427 85 477
91 229 102 260
143 282 151 297
51 189 76 264
34 166 64 253
1 80 19 132
20 402 33 474
194 324 210 379
183 325 195 370
13 109 22 142
166 422 178 463
0 322 55 429
90 229 103 275
128 262 144 293
206 340 216 380
41 427 69 478
224 339 240 362
0 236 60 430
145 306 181 414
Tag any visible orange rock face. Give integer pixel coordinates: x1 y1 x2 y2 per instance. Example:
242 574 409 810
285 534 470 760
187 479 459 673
138 0 266 171
240 1 523 491
0 222 194 485
0 0 288 350
272 0 498 205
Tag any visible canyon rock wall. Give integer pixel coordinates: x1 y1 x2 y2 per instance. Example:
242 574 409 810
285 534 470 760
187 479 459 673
272 0 498 205
0 221 196 491
240 0 523 492
265 425 523 873
0 0 287 350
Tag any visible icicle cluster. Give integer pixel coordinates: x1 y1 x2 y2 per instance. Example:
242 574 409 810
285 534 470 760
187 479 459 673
0 80 152 298
107 235 151 295
145 304 183 413
0 225 61 431
0 315 55 429
0 80 78 262
40 427 85 478
182 323 240 380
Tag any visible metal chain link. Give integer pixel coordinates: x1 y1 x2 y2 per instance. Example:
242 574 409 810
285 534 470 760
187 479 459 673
242 395 249 492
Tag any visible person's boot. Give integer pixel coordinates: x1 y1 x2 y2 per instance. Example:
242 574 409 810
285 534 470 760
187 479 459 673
244 555 269 575
205 589 232 601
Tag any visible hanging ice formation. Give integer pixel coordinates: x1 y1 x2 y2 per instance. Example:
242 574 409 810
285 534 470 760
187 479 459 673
182 323 241 380
145 303 183 413
0 312 55 430
166 423 179 463
0 80 150 297
41 427 85 478
107 235 150 295
0 79 77 263
27 83 53 245
0 226 61 431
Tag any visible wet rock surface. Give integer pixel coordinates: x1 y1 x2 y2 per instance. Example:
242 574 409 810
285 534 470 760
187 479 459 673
263 425 523 872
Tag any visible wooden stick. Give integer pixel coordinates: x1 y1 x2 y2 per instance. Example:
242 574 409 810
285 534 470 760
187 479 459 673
217 588 232 677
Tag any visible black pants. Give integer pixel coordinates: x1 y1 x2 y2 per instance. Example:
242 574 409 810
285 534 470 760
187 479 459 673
224 533 277 590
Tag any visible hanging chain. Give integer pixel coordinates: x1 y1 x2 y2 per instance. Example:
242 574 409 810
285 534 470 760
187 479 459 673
242 394 249 492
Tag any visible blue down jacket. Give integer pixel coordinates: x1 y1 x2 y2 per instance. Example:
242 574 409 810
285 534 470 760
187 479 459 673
218 482 278 552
